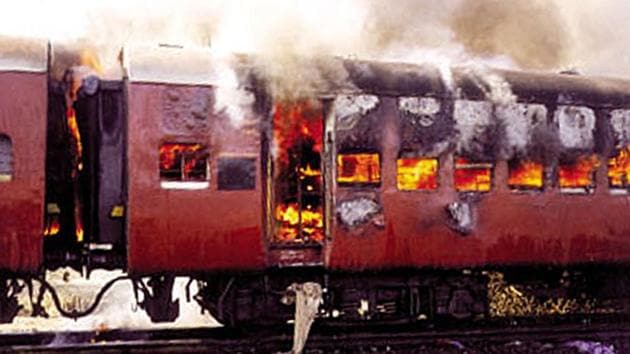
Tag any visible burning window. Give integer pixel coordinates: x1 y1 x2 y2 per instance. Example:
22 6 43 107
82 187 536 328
217 157 256 190
159 142 209 189
396 157 438 191
608 146 630 193
272 101 324 244
508 160 544 191
454 158 492 192
558 155 600 194
0 134 11 182
337 153 381 185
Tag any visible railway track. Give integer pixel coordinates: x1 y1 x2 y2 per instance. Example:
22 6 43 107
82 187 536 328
1 319 629 354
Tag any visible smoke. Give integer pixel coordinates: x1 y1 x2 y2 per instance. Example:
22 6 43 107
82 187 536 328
1 0 629 87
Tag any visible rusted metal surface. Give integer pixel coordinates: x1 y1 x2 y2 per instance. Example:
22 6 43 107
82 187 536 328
0 72 47 272
126 83 264 274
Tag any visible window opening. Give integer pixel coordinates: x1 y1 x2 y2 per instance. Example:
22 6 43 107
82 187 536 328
159 142 209 189
454 157 492 192
336 153 381 185
396 157 438 191
508 160 544 191
558 155 599 194
608 146 630 194
0 134 11 182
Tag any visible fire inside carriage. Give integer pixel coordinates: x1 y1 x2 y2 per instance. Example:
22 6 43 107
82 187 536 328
0 37 630 326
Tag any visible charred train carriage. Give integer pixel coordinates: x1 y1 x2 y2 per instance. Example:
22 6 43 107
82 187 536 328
1 38 630 326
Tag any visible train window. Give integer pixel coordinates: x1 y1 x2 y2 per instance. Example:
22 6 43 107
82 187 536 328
396 157 438 191
609 110 630 194
454 157 492 192
0 134 12 182
159 142 209 189
508 160 544 191
217 157 256 190
337 153 381 186
608 146 630 194
558 155 599 194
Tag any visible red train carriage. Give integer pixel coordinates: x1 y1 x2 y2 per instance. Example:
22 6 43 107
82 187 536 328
0 37 48 274
1 41 630 326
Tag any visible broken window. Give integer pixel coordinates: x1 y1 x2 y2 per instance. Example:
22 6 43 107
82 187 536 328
0 134 12 182
607 147 630 194
396 156 438 191
454 157 492 192
508 160 544 191
336 153 381 186
558 155 599 194
159 142 209 189
217 157 256 190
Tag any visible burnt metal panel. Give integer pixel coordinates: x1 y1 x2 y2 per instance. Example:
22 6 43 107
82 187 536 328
0 72 47 273
218 157 256 190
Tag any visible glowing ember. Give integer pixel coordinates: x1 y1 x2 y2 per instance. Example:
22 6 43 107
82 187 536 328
508 160 544 190
559 155 600 189
608 146 630 188
274 203 324 243
337 153 381 185
159 143 207 181
396 158 438 190
454 158 492 192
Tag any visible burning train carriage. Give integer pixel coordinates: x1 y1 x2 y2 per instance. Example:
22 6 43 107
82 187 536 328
1 40 630 326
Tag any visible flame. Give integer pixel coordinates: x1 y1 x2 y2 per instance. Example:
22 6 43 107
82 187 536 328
274 203 324 243
608 146 630 188
66 107 82 172
159 143 207 179
559 155 600 189
397 158 438 190
299 163 321 177
76 222 84 243
337 153 381 184
79 49 103 76
454 158 492 192
43 216 60 237
273 101 323 165
508 160 544 189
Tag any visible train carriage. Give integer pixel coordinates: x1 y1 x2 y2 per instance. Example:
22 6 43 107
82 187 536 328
0 39 629 326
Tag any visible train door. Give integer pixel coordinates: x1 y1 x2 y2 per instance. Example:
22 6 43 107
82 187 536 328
44 78 127 271
266 99 326 266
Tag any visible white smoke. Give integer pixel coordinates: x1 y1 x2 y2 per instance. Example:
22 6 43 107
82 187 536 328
1 0 629 78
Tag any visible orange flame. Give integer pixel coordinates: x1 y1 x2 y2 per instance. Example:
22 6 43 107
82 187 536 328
337 153 381 184
454 158 492 192
608 146 630 188
43 216 60 237
66 107 82 172
274 203 324 243
397 158 438 190
273 101 323 165
559 155 600 189
508 160 544 190
159 143 207 179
